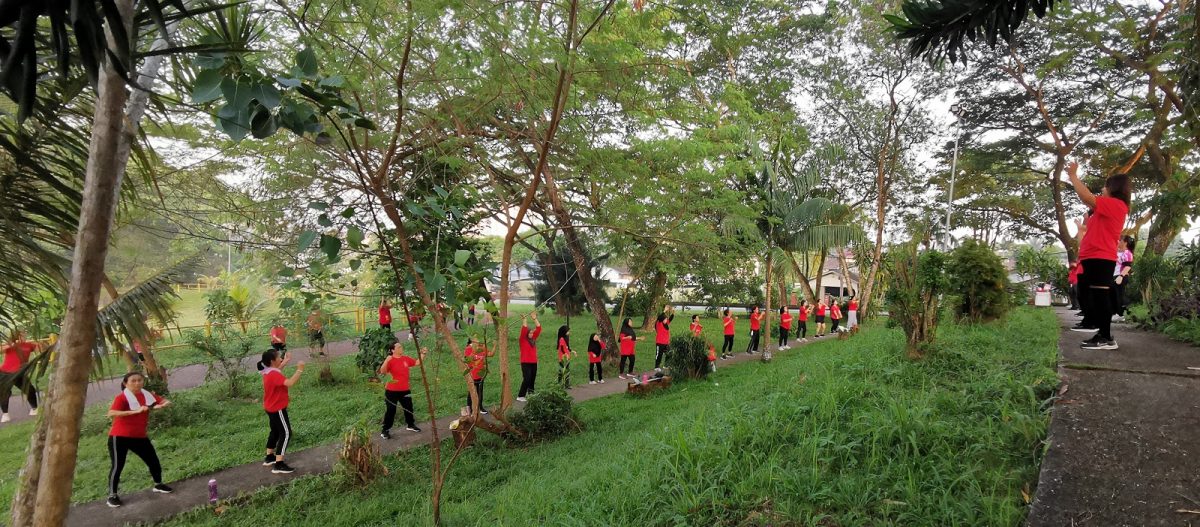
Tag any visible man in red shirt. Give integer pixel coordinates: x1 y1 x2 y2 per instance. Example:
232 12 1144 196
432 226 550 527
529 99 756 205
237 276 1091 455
1 331 39 423
379 341 426 438
464 337 494 414
1067 162 1131 350
517 313 542 401
269 323 288 352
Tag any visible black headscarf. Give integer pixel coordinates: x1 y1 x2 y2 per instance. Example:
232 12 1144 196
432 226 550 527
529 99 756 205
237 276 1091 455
620 318 636 338
557 325 570 348
588 333 601 355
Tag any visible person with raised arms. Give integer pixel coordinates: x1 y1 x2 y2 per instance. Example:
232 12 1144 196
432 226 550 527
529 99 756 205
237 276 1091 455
1 330 39 423
778 306 792 350
1068 161 1132 350
745 306 763 354
796 300 810 342
269 322 287 353
379 340 427 438
847 295 860 331
653 305 675 371
464 336 494 414
517 312 543 401
689 314 703 337
720 309 736 359
257 349 304 474
814 298 828 337
378 298 393 331
104 371 173 508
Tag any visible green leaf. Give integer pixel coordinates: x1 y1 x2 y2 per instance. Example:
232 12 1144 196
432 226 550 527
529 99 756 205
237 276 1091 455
275 76 302 88
347 226 365 248
249 105 278 139
351 279 359 288
340 207 355 219
215 103 250 141
296 47 319 78
309 201 328 211
454 249 471 267
279 298 295 309
191 69 223 104
250 83 282 109
319 234 342 262
317 214 333 227
220 76 253 109
354 117 377 130
298 230 317 251
319 75 345 87
349 259 362 271
278 267 295 278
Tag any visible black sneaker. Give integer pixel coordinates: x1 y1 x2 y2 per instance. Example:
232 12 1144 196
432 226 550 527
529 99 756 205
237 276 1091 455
1082 338 1118 350
1069 323 1098 332
152 484 173 494
406 425 422 433
479 408 489 415
272 461 296 474
380 430 392 440
263 454 276 466
106 495 122 508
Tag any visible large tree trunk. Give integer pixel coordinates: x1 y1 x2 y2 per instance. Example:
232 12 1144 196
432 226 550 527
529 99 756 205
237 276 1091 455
788 252 818 304
813 249 828 300
639 270 667 330
27 2 134 524
763 249 773 349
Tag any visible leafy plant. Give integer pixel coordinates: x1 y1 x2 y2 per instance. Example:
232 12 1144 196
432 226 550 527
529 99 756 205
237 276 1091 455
185 329 254 398
664 335 712 381
885 243 950 359
356 326 395 379
509 386 579 443
947 239 1010 322
1013 245 1067 295
336 419 388 488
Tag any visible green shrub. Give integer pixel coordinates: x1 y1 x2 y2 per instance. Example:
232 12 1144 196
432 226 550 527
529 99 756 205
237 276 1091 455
664 335 711 380
947 239 1010 321
885 243 949 359
509 386 579 443
356 326 395 377
185 329 254 398
336 419 387 488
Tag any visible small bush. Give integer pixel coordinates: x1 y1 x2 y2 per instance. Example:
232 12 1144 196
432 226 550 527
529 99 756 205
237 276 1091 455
664 335 711 380
947 239 1010 322
336 419 387 487
185 330 254 398
510 386 579 443
885 243 949 359
355 326 394 378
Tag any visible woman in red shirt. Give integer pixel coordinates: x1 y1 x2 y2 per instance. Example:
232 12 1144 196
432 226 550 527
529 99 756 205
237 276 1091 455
830 301 843 333
464 337 494 414
556 326 575 388
257 349 305 474
618 318 641 378
379 341 426 438
720 309 736 359
815 298 828 337
378 298 393 331
745 306 762 354
689 315 703 337
653 306 675 371
1067 260 1081 311
797 301 810 342
517 312 543 401
587 333 606 384
777 306 793 350
1068 162 1131 350
1 331 39 423
847 296 860 330
104 371 174 508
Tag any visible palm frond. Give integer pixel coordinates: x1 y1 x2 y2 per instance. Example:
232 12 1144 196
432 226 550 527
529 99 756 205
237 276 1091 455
96 253 203 358
885 0 1059 63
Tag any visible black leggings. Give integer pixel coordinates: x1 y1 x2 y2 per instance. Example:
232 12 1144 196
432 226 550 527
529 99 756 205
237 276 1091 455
746 330 760 353
1081 259 1117 340
619 355 635 374
798 321 807 339
831 318 841 332
589 362 603 382
466 379 486 410
778 327 789 347
383 390 415 431
654 344 669 368
265 409 292 456
1 371 38 413
518 363 537 398
721 335 734 355
1113 280 1128 317
109 436 161 495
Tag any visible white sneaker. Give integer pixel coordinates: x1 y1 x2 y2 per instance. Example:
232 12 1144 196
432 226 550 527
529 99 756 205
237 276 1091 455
28 408 37 416
599 379 605 384
654 367 662 372
589 381 596 385
0 413 9 423
516 397 527 402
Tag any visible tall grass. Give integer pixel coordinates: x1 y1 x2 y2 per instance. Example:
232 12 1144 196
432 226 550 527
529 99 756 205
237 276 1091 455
157 307 1058 527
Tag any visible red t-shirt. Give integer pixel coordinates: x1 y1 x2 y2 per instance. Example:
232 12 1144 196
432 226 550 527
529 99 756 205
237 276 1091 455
722 316 735 336
1079 196 1129 262
269 326 287 344
558 338 571 361
465 345 486 381
655 319 671 345
1068 263 1081 284
384 355 417 391
816 305 827 317
619 333 636 356
707 345 717 361
798 307 808 322
109 391 157 438
379 306 392 325
750 313 761 331
831 305 842 320
848 300 858 312
780 312 792 330
689 322 703 337
519 325 542 364
1 342 36 373
262 369 290 413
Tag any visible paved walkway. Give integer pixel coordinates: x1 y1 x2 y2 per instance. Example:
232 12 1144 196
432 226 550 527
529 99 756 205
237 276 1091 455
1 337 369 425
66 331 845 526
1027 308 1200 526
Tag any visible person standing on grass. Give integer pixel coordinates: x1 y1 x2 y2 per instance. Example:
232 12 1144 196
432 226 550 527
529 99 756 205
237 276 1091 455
587 334 606 384
104 371 174 508
847 295 859 331
720 309 736 359
830 300 843 333
654 305 675 371
378 298 393 331
517 312 543 401
689 315 703 337
1067 161 1131 350
306 309 326 356
464 337 494 414
1 331 38 423
556 325 576 388
1113 235 1135 322
618 318 641 379
380 340 426 438
814 298 827 337
1067 260 1081 311
778 306 792 350
745 306 762 354
796 301 810 342
269 322 288 352
257 349 304 474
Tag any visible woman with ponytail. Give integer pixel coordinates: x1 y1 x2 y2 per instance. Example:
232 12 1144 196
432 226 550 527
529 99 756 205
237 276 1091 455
258 349 305 474
104 371 173 508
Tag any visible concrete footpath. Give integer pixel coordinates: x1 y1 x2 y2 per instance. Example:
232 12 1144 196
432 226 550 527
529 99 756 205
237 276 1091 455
66 332 841 527
1027 308 1200 526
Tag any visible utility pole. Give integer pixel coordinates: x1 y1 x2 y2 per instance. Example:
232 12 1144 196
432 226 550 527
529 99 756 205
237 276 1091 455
944 103 963 251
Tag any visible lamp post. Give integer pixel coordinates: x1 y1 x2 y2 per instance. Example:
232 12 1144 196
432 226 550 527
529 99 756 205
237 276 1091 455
944 103 963 251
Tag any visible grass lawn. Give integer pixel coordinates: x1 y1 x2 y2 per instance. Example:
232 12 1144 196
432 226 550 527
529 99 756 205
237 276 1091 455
155 307 1057 526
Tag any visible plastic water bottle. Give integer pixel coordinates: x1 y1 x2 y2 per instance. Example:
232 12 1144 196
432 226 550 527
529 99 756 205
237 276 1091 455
208 479 218 504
